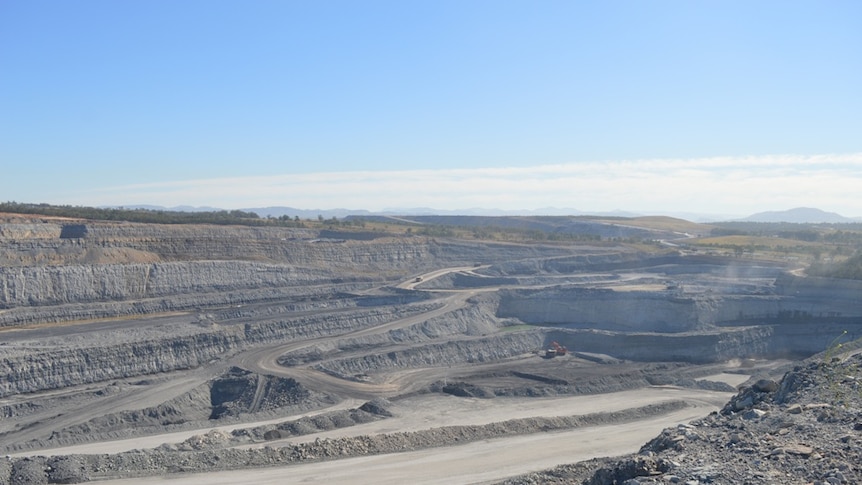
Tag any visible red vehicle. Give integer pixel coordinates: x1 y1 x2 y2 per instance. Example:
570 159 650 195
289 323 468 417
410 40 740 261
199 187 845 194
544 341 567 358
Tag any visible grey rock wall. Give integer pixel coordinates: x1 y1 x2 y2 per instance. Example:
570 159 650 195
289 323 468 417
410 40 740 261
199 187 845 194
317 332 547 377
0 281 371 328
0 261 338 309
282 303 505 366
0 332 241 397
497 288 706 332
498 278 862 334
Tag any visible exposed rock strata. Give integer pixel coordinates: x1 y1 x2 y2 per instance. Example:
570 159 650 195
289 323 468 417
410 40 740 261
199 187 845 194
315 332 547 378
498 287 707 332
0 261 344 309
0 304 434 397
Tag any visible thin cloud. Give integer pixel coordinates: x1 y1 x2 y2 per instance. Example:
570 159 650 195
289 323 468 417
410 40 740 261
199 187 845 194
81 153 862 217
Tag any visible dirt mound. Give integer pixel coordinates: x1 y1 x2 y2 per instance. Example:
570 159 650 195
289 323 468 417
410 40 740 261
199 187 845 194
431 381 496 398
358 398 394 417
209 367 309 419
237 402 387 443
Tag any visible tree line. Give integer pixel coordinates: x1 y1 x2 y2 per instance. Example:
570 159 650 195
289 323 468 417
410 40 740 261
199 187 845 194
0 202 266 226
808 250 862 280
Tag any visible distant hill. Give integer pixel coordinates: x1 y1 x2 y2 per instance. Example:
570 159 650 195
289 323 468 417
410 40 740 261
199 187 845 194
742 207 855 224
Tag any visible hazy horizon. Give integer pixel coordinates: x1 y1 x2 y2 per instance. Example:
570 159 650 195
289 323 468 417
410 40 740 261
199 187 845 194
35 153 862 220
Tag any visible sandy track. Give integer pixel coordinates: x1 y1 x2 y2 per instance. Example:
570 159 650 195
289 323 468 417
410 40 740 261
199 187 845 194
251 385 736 448
98 396 724 485
84 385 738 485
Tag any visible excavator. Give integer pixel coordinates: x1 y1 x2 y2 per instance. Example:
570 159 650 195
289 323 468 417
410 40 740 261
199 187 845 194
543 341 568 358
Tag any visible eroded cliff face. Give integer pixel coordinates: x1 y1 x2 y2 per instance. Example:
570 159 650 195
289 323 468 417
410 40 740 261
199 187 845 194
0 331 241 397
497 288 706 332
497 276 862 334
0 261 334 308
317 331 547 377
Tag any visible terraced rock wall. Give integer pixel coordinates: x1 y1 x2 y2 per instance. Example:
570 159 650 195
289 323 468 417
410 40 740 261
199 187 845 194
0 221 586 313
0 304 433 397
317 332 547 378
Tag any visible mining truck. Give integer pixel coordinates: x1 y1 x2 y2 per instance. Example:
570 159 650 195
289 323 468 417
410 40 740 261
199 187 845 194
543 341 568 358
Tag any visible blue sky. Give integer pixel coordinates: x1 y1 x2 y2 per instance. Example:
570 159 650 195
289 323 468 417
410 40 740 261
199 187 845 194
2 1 861 217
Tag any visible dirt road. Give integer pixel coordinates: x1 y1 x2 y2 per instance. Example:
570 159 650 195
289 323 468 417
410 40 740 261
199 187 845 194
98 386 734 485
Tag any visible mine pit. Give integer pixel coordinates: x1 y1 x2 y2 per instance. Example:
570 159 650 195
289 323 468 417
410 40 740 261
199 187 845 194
0 215 860 484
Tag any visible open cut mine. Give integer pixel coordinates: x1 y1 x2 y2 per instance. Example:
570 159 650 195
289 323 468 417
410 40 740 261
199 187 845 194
0 212 860 484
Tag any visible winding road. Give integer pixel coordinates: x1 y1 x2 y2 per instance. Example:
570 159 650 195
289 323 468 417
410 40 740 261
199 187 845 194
232 266 486 399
